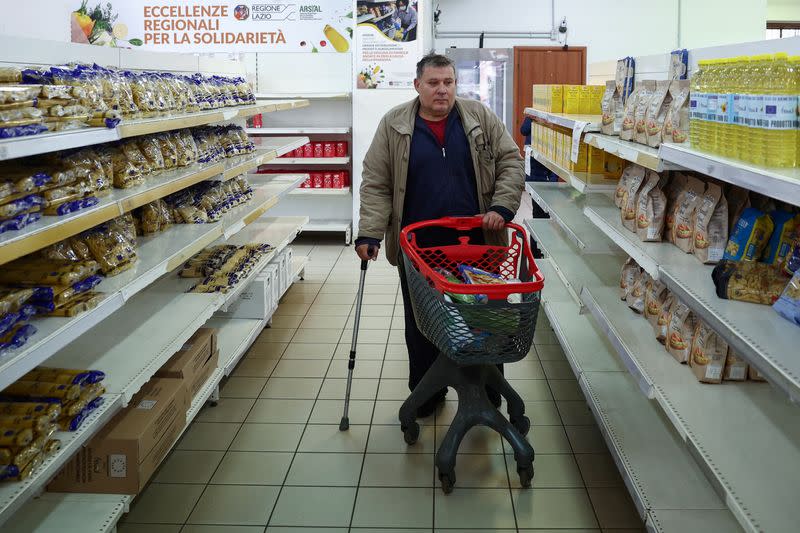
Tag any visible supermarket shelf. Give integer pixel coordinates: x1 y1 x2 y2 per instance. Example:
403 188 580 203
209 318 267 375
0 394 124 528
357 13 375 23
646 510 743 533
584 132 672 172
373 10 396 22
543 288 735 531
291 255 309 279
263 156 350 165
580 282 800 533
254 92 350 99
525 218 625 305
531 148 617 194
659 143 800 207
303 219 352 232
47 290 219 405
260 99 311 112
221 137 308 180
526 182 618 253
583 192 800 404
290 187 351 196
535 258 574 305
251 136 309 160
0 128 119 161
524 108 601 132
187 368 225 424
246 127 350 135
0 175 304 392
6 493 131 533
216 216 309 312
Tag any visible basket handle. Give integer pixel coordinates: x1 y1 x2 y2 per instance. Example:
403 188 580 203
402 215 529 235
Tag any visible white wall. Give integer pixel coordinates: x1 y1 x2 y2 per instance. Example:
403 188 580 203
435 0 766 64
768 0 800 21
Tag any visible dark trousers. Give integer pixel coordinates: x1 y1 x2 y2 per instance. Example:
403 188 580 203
397 253 503 401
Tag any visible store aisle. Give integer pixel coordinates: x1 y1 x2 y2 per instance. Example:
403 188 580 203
118 237 644 533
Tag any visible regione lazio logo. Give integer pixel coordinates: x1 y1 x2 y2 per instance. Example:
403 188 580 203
234 5 251 20
252 4 291 21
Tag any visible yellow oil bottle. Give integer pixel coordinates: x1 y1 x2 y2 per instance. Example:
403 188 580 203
324 25 350 53
764 53 797 167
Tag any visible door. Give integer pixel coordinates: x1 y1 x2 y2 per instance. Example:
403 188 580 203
513 46 587 150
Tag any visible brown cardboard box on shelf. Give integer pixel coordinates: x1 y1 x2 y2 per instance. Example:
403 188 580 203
156 328 218 409
48 377 186 495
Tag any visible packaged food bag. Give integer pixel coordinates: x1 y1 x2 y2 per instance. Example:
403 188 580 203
634 80 657 144
653 289 673 342
773 270 800 327
690 321 728 384
749 367 768 382
723 207 774 262
645 80 671 148
620 82 642 142
662 80 691 144
763 211 800 266
667 300 695 363
600 80 618 135
626 270 648 314
615 164 644 209
644 279 668 328
620 257 640 300
692 182 728 264
621 166 647 232
663 173 687 243
712 260 787 305
725 186 751 235
724 349 748 381
636 171 668 242
671 175 706 252
782 227 800 276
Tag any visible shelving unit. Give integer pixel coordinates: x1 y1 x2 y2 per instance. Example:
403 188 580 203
290 187 351 196
583 132 665 172
263 156 351 165
530 147 617 194
254 92 351 100
524 108 602 131
5 493 131 533
246 127 351 135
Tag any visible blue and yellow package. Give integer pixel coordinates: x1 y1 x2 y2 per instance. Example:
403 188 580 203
723 208 775 262
773 270 800 327
763 211 800 265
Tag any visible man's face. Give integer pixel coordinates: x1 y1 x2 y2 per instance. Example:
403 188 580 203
414 65 456 116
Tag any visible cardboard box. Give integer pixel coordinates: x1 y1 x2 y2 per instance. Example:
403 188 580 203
216 270 272 320
570 141 588 172
157 328 219 406
563 85 582 114
188 348 219 404
604 154 625 179
48 378 186 494
587 145 605 173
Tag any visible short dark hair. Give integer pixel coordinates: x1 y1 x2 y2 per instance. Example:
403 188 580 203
416 53 455 80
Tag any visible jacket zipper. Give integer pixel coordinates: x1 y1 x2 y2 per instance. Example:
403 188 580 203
442 147 446 158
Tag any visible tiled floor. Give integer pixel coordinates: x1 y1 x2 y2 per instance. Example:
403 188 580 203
120 237 645 533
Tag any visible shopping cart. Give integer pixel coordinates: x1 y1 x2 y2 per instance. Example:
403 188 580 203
398 215 544 493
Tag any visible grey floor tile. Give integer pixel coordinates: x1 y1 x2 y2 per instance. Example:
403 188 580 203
513 488 599 529
198 398 256 424
220 377 268 398
384 343 409 360
526 400 563 425
281 343 337 359
367 424 435 454
450 453 510 488
520 425 572 454
298 424 369 453
309 399 374 425
575 453 625 488
292 328 343 344
326 359 383 379
153 450 224 484
255 328 297 343
352 487 434 528
535 343 568 361
344 316 393 329
117 525 181 533
548 379 585 400
588 487 644 529
181 526 264 533
380 360 410 379
333 343 386 360
372 400 405 425
245 342 288 360
124 483 205 524
300 315 348 330
261 377 323 399
273 303 311 316
211 451 294 485
318 378 379 400
566 425 609 454
542 360 577 380
270 486 356 527
285 452 364 486
514 453 584 489
267 528 347 533
232 358 279 378
272 359 331 378
187 485 279 526
246 399 315 424
507 379 554 401
230 423 305 452
557 400 596 425
177 422 240 451
504 360 546 379
435 425 504 454
270 314 305 328
377 379 412 400
342 329 390 344
360 453 434 487
434 488 516 529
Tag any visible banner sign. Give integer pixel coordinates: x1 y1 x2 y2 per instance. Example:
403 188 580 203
355 0 421 89
68 1 353 52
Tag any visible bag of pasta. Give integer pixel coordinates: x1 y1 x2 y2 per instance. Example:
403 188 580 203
773 270 800 327
667 300 695 363
690 321 728 384
137 136 166 175
109 145 143 188
712 260 787 305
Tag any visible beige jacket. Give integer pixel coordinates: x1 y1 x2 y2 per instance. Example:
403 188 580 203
358 96 524 266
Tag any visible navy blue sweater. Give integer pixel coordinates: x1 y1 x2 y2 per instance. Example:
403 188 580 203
356 109 512 251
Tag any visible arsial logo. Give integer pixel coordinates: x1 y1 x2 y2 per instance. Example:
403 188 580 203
300 5 322 12
234 5 251 20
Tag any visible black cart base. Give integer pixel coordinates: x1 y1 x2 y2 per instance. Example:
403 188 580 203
398 353 535 493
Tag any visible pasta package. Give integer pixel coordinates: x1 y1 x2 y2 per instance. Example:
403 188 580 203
655 292 676 344
724 208 774 262
693 182 728 264
644 80 671 147
773 270 800 327
763 211 800 266
634 80 657 144
667 301 695 363
690 321 729 384
712 260 787 305
621 166 647 232
636 171 668 242
644 279 668 328
724 349 749 381
2 381 81 402
620 82 642 142
671 175 706 252
664 172 688 243
662 80 691 144
626 270 648 314
620 258 640 300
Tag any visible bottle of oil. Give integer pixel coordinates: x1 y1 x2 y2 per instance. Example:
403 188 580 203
763 53 797 167
743 55 769 166
690 60 707 150
730 56 749 161
790 56 800 167
714 58 735 156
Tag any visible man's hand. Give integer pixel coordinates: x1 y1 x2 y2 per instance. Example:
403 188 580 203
356 244 379 261
482 211 506 232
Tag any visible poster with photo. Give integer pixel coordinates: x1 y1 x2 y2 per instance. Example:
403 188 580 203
65 0 352 52
355 0 421 89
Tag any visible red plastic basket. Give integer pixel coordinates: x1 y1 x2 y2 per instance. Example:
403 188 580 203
400 216 544 301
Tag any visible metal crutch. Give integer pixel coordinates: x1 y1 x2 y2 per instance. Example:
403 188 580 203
340 247 374 431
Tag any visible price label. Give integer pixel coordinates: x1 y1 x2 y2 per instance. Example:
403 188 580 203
570 121 588 163
524 145 532 176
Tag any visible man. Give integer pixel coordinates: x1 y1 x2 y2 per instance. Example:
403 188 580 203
395 0 417 42
356 53 524 416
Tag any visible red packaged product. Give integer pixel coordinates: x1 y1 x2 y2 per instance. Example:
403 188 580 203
323 142 335 158
331 172 343 188
335 141 348 157
301 176 311 188
252 114 262 127
323 173 333 188
293 147 304 158
303 143 313 158
312 143 324 158
312 172 324 188
341 170 350 186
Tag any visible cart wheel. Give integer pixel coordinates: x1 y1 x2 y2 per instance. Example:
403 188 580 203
511 415 531 436
401 422 420 445
517 464 534 488
439 471 456 494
